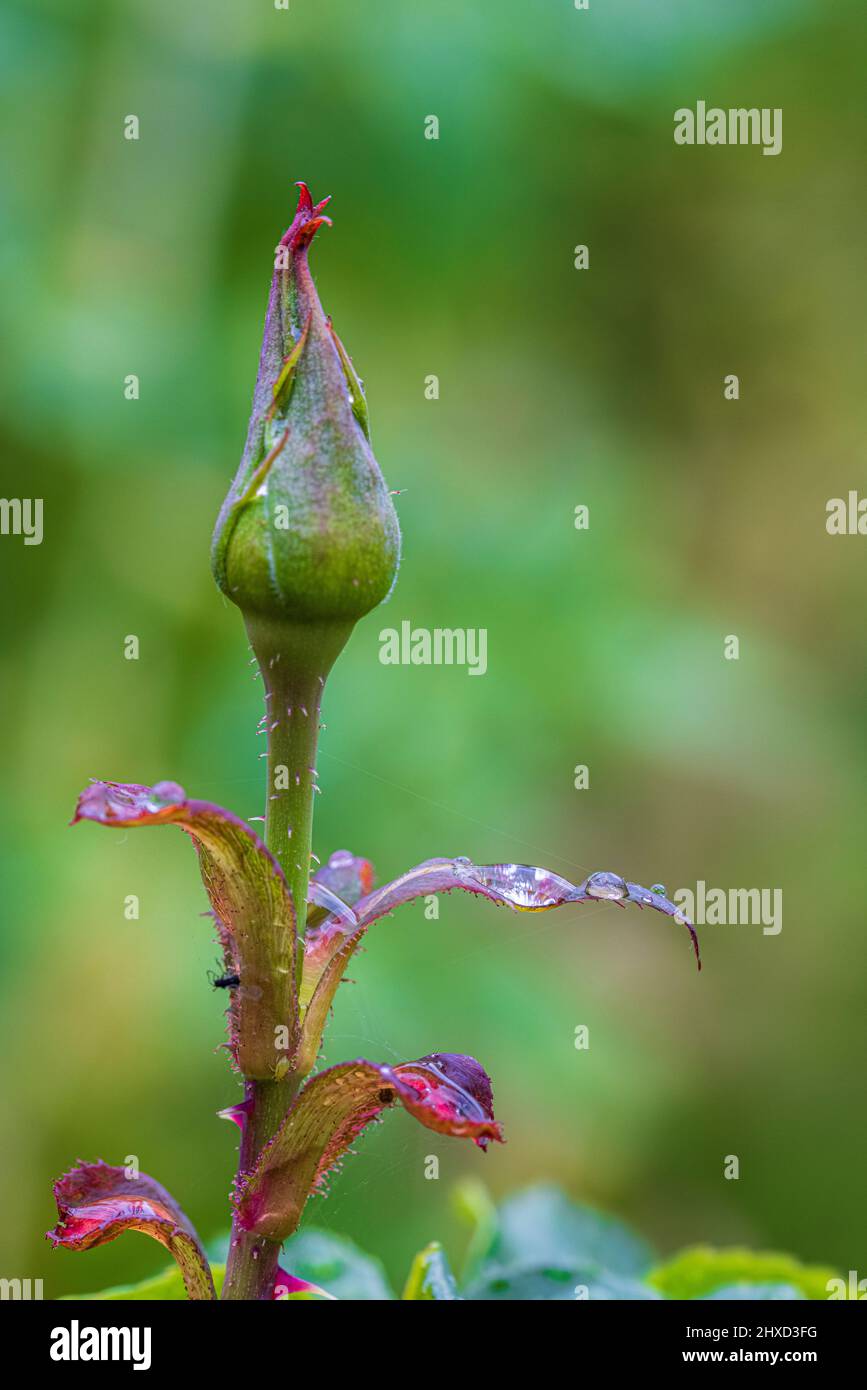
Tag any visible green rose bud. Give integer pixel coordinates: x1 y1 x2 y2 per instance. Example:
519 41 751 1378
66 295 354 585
211 182 400 677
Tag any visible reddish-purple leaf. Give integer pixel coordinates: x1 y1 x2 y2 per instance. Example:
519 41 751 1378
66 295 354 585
297 857 700 1073
235 1053 502 1241
46 1161 215 1301
72 780 297 1079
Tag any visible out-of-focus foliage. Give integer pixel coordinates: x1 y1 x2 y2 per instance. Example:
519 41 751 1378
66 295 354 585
63 1266 200 1302
1 0 865 1295
402 1242 459 1302
66 1229 391 1302
648 1246 840 1302
68 1186 837 1301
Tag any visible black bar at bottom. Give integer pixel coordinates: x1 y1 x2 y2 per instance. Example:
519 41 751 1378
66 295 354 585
4 1294 861 1375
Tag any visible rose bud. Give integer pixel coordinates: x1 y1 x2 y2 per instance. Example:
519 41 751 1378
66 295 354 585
211 181 400 679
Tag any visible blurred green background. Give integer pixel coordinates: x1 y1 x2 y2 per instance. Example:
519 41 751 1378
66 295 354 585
1 0 865 1297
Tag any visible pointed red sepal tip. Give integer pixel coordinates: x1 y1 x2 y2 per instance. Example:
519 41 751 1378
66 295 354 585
295 180 332 215
271 1265 336 1301
279 182 333 253
218 1100 253 1132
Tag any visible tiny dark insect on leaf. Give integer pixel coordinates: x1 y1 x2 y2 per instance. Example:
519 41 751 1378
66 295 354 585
207 970 240 990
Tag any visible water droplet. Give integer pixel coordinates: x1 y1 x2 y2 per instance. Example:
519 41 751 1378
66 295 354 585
450 858 481 892
585 871 628 901
149 780 186 808
329 850 355 868
308 881 358 929
488 863 569 909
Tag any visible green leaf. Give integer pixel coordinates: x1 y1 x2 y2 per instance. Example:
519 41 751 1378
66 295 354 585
700 1283 805 1300
486 1184 655 1278
464 1262 662 1301
648 1246 840 1301
458 1185 658 1300
452 1177 499 1282
62 1264 227 1301
402 1242 460 1300
281 1230 394 1300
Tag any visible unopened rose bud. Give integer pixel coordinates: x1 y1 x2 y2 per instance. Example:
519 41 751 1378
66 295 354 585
212 182 400 676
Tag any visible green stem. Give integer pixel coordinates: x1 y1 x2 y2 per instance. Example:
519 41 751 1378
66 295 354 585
248 615 351 938
260 664 326 945
221 615 353 1300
